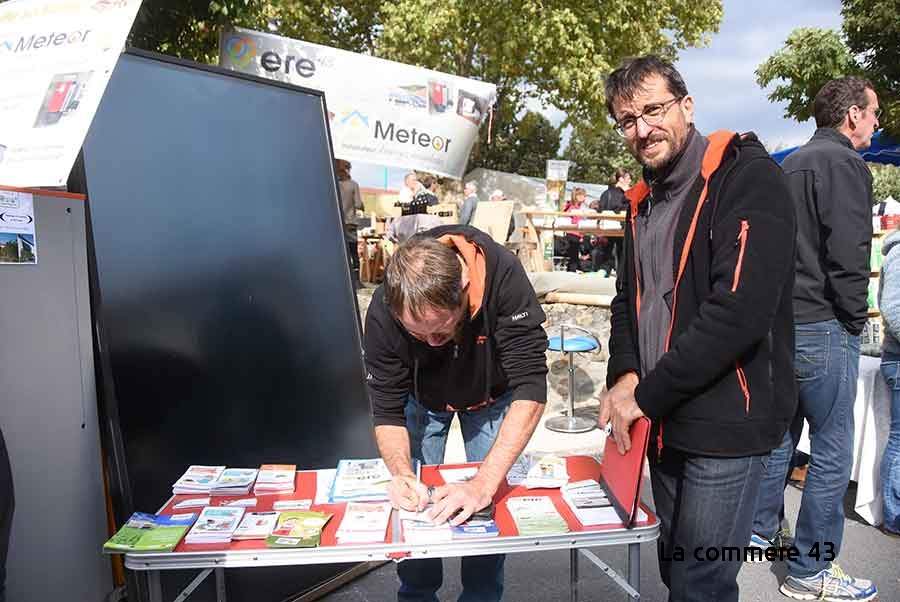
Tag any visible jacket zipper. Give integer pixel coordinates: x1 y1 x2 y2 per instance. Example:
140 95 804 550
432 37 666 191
731 220 749 292
735 362 750 413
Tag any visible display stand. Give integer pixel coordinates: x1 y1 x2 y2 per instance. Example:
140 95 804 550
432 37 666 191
71 49 378 602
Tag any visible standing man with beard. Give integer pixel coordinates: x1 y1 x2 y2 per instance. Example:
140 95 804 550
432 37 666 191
599 56 797 601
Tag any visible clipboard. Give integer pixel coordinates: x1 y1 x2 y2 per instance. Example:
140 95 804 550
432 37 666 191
597 416 651 528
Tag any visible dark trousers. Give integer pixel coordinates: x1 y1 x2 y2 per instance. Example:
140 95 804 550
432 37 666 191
346 239 360 287
564 234 581 272
0 428 13 602
650 447 766 602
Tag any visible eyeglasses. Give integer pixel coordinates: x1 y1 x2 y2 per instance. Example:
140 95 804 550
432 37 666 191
613 97 683 137
853 105 882 120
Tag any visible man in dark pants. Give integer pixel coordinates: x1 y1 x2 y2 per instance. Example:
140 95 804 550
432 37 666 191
752 76 880 602
0 427 13 602
598 56 797 601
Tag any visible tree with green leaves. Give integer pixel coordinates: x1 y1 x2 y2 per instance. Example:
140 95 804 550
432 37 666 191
563 124 639 184
756 0 898 137
467 111 560 177
872 164 900 203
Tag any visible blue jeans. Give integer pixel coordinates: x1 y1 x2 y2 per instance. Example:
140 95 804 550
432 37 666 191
878 352 900 534
753 319 859 577
397 392 512 602
650 448 766 602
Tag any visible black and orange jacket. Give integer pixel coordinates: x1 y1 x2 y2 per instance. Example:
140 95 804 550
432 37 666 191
606 131 798 457
366 225 548 427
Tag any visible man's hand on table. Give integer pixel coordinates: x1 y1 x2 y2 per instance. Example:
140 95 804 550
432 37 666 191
387 474 430 512
427 480 494 526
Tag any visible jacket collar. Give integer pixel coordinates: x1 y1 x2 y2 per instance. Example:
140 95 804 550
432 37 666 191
811 127 854 150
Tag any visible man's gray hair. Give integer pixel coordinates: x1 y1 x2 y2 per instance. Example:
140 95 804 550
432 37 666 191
384 237 464 321
814 76 875 129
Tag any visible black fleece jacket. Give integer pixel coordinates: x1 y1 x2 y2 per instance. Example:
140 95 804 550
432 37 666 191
606 132 797 457
366 225 548 427
785 128 873 335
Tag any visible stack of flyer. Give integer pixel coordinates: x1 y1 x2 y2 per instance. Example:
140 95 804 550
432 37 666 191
253 464 296 495
335 501 393 544
560 479 618 526
210 468 259 496
265 511 332 548
184 506 245 544
505 496 570 535
399 505 452 544
329 459 393 503
232 511 280 540
173 465 226 495
103 512 197 553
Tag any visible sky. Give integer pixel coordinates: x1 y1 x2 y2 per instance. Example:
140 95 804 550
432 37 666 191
353 0 843 189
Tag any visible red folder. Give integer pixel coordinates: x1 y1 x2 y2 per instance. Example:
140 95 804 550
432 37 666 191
599 416 651 528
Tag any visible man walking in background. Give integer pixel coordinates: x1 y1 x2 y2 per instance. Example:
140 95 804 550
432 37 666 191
752 76 879 602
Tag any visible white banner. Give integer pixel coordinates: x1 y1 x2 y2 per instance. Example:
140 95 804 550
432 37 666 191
0 0 143 187
219 28 497 179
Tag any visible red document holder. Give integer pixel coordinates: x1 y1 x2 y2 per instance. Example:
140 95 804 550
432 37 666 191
598 416 651 528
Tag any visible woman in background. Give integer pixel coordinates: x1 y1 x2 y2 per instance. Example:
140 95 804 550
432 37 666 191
562 187 589 272
876 227 900 535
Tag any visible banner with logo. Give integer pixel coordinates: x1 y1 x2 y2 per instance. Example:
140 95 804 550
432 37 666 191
219 28 497 179
0 0 143 187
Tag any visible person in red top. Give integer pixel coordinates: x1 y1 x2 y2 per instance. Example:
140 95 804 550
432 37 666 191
562 187 588 271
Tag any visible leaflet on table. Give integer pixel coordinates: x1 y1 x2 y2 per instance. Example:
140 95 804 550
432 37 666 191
329 458 394 502
233 511 280 540
104 512 197 553
185 507 245 543
273 499 312 511
561 480 612 508
400 505 498 541
439 467 478 483
451 520 499 539
505 496 570 535
254 464 297 494
524 454 569 489
265 511 332 548
173 497 210 509
506 455 530 485
335 501 393 544
210 468 259 495
219 497 257 507
560 480 649 526
173 465 226 494
402 520 453 543
315 469 336 504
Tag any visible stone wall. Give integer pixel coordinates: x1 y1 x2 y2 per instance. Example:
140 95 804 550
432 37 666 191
355 287 610 416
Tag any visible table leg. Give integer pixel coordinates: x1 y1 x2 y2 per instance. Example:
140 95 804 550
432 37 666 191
147 571 163 602
215 567 227 602
570 547 578 602
627 542 640 598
